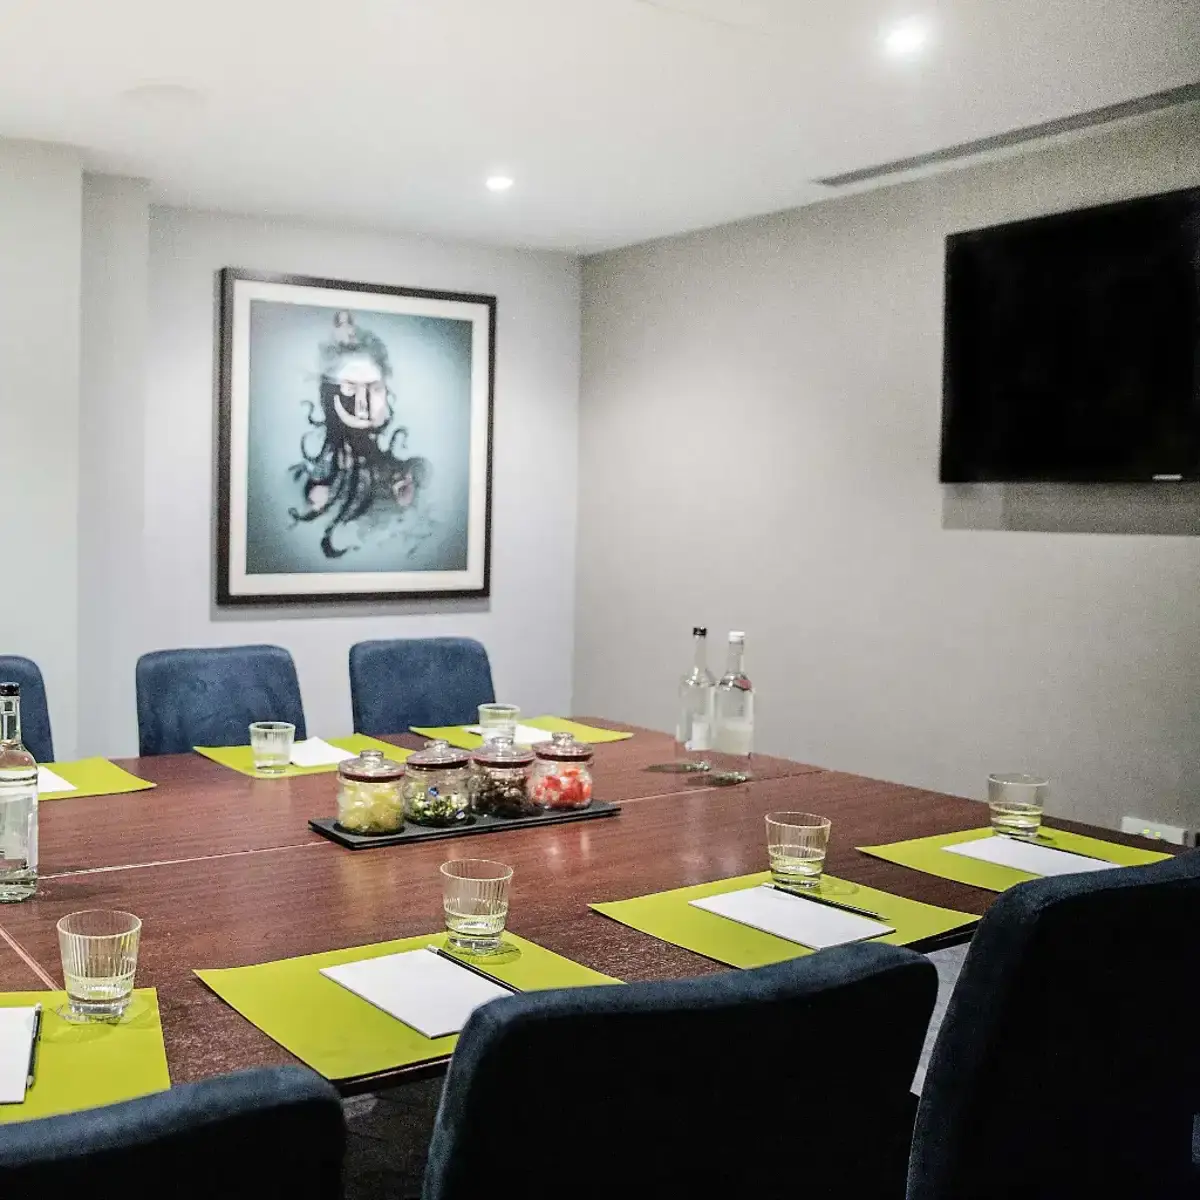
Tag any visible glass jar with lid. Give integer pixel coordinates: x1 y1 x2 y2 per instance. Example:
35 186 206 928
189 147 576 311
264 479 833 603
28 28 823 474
532 732 594 811
403 739 472 826
470 736 536 818
336 748 406 834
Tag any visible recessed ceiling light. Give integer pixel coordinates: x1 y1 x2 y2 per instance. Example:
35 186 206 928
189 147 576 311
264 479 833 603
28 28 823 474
486 175 514 193
882 17 932 58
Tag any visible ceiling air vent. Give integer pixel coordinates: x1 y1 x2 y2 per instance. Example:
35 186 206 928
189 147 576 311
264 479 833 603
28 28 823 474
814 81 1200 188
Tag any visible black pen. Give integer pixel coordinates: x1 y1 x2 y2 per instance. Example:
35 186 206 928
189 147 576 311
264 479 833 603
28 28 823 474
426 945 521 994
26 1005 42 1089
766 883 887 922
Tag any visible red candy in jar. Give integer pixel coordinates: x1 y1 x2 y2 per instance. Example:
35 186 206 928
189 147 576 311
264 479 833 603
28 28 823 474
532 732 595 811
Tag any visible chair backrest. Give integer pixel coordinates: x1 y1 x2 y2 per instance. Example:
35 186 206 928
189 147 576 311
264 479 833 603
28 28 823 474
349 638 494 736
136 645 307 756
0 656 53 763
909 851 1200 1200
0 1066 343 1196
424 942 937 1200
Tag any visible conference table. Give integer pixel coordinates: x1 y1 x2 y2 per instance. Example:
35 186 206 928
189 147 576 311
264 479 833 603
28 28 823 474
0 720 1171 1093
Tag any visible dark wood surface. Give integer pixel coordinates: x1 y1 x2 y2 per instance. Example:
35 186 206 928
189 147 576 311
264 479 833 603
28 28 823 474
34 724 818 877
0 720 1171 1088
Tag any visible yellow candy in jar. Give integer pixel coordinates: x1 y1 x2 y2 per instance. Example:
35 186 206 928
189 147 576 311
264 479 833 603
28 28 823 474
336 748 406 834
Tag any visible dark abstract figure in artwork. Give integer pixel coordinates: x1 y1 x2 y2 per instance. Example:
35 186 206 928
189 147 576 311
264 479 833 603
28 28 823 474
289 310 431 558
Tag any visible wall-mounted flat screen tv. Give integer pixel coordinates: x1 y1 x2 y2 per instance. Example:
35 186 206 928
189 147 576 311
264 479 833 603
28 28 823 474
940 186 1200 483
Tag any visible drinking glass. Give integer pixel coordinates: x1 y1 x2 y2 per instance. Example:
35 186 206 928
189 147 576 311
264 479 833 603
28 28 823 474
249 721 295 774
477 704 519 744
988 774 1049 839
57 910 142 1021
766 812 832 889
441 859 513 954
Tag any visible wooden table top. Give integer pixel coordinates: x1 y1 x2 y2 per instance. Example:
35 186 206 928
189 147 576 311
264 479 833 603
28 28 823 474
0 720 1169 1090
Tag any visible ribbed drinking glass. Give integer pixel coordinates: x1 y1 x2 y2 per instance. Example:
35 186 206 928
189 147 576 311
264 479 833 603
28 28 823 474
57 910 142 1021
477 704 519 744
249 721 295 774
766 812 832 889
441 859 513 954
987 774 1048 840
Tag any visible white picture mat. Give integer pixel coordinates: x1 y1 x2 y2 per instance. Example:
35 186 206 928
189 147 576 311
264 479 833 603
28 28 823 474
690 885 894 949
943 836 1120 876
225 276 492 597
321 949 508 1039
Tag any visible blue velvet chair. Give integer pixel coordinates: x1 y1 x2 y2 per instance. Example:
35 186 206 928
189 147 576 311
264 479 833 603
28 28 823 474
136 645 307 756
909 850 1200 1200
424 942 937 1200
0 656 53 763
349 638 495 736
0 1066 344 1196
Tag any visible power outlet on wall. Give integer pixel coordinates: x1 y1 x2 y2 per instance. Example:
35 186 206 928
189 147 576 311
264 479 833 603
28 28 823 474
1119 816 1195 847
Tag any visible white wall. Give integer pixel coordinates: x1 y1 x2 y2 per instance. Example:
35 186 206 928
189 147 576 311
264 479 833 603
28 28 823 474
79 175 150 758
576 106 1200 831
71 207 577 755
0 141 82 756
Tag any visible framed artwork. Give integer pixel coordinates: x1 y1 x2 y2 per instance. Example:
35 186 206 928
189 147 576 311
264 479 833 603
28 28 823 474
216 269 495 604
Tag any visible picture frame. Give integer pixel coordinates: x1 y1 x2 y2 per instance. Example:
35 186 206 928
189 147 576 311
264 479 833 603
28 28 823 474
216 269 495 605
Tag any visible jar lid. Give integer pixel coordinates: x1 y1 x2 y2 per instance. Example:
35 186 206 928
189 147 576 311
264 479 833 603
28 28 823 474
338 747 406 783
472 735 535 768
534 731 594 762
407 738 471 770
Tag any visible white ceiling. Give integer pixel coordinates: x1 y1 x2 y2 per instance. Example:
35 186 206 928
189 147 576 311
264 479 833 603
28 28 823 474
0 0 1196 252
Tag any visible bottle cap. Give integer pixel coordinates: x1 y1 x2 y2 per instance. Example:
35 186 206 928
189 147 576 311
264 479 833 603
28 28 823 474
0 683 18 697
692 626 707 637
729 631 745 643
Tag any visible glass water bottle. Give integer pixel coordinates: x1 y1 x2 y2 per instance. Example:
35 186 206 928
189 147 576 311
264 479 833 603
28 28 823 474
713 631 754 781
675 626 716 770
0 684 38 901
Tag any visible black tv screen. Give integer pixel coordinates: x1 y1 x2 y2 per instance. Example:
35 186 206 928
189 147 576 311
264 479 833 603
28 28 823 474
940 187 1200 483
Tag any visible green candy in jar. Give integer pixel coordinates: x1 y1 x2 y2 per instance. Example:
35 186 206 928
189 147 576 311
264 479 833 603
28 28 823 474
403 739 472 827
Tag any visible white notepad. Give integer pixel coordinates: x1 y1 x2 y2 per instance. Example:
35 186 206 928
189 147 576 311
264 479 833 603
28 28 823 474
0 1007 38 1104
943 836 1120 877
465 724 553 746
36 766 75 794
321 949 510 1039
690 885 894 950
289 738 356 768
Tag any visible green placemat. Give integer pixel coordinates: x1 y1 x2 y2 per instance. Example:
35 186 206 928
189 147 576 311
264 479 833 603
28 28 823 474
194 735 409 779
196 932 620 1081
39 758 157 803
0 989 170 1123
858 827 1172 893
591 872 979 969
410 717 633 750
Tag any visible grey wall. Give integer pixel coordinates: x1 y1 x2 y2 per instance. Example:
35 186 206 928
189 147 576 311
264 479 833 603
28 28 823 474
72 202 580 757
0 141 82 756
576 106 1200 831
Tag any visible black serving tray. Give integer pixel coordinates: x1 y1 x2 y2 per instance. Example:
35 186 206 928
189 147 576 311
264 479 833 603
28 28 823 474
309 800 621 849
